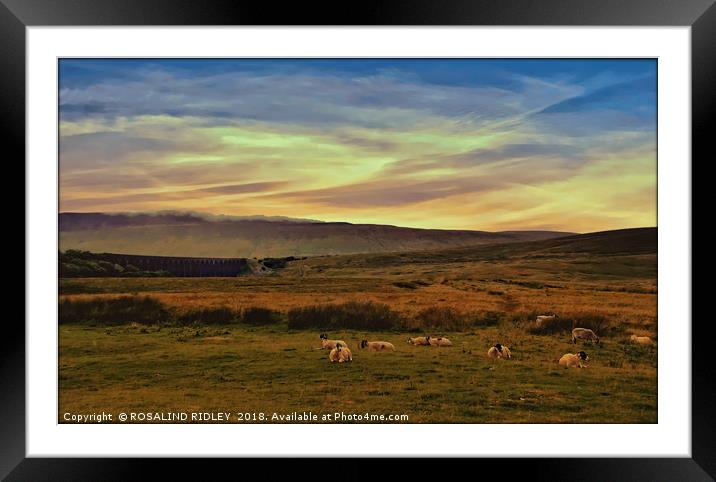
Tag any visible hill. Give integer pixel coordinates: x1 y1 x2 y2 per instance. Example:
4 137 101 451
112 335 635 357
300 227 656 267
59 212 574 258
286 227 657 285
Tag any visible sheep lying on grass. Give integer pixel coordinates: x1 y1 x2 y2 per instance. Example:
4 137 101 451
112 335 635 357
408 336 431 346
487 343 512 359
572 327 600 344
408 335 452 347
360 340 396 351
629 334 654 345
319 333 347 350
559 351 589 368
428 336 453 347
329 342 353 363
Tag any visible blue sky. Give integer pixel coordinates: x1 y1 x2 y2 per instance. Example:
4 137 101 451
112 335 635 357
59 58 657 232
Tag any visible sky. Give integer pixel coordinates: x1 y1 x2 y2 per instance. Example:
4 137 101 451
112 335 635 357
59 59 657 233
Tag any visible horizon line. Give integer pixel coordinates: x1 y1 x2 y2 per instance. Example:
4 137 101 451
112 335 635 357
58 210 658 235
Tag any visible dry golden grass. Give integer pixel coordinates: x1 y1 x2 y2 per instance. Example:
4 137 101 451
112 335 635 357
60 263 657 333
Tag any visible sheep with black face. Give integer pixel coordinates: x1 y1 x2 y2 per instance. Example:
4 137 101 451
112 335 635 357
319 333 347 350
559 351 589 368
360 340 396 352
329 342 353 363
487 343 512 359
407 336 431 346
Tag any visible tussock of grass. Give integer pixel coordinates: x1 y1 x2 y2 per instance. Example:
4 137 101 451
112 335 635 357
59 296 171 325
393 281 419 290
176 307 239 325
393 279 431 289
60 297 283 327
409 306 467 331
241 307 282 325
470 310 505 327
287 301 402 330
404 307 504 331
492 278 560 289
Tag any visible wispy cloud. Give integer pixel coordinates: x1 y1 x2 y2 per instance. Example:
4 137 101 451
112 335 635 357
59 59 657 232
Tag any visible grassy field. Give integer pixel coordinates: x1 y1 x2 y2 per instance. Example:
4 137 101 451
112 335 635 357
59 324 656 423
59 229 657 423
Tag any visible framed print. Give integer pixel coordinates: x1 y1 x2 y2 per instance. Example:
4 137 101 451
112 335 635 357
6 0 710 479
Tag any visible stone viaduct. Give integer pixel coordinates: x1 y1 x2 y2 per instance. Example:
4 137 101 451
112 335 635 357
95 253 252 277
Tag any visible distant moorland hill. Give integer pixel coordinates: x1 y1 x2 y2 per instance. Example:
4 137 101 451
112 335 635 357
59 212 575 258
303 227 657 271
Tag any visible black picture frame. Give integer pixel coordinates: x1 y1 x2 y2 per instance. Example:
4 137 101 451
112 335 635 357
5 0 708 479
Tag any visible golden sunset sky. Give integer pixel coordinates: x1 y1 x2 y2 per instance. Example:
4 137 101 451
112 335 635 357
59 59 656 232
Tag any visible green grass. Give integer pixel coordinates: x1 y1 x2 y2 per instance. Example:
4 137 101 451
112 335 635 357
59 323 656 424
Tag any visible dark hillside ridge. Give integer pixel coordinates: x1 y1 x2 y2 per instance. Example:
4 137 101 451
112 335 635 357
315 227 657 269
522 227 657 255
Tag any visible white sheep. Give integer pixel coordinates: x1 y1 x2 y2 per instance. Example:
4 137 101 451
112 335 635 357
329 342 353 363
407 336 431 346
360 340 396 351
487 343 512 359
629 334 654 345
572 327 600 344
319 333 347 350
428 336 453 347
559 351 589 368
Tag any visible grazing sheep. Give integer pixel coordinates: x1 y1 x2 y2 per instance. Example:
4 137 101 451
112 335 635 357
408 336 431 346
360 340 396 352
630 334 654 345
319 333 347 350
428 336 453 347
572 327 600 344
487 343 512 359
559 351 589 368
535 313 558 327
329 342 353 363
